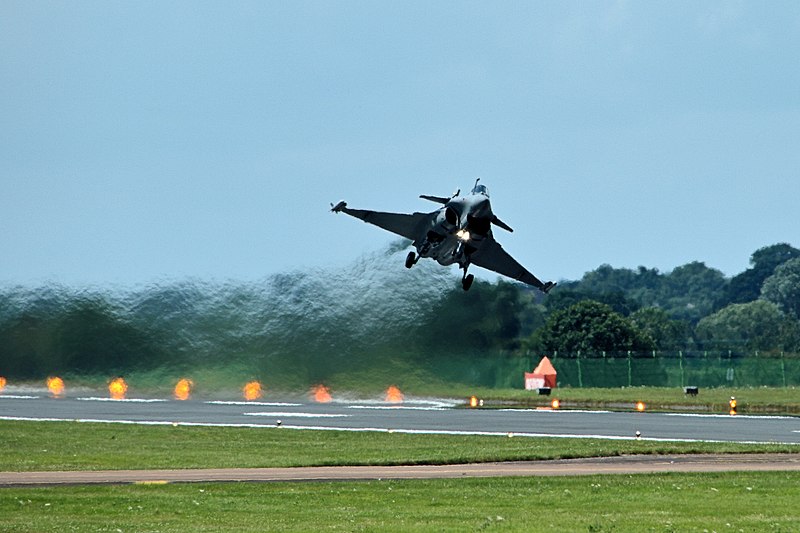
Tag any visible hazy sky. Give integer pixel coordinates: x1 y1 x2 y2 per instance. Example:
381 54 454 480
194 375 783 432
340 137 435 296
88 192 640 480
2 2 798 287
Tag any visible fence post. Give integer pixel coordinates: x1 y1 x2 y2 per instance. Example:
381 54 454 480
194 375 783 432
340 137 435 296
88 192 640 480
781 351 787 388
679 350 685 388
577 350 583 388
627 350 632 387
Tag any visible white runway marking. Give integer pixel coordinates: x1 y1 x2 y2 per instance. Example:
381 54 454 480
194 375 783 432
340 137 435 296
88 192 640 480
0 395 40 400
206 401 302 407
347 405 448 411
499 408 612 414
243 412 350 418
661 413 798 420
76 397 167 403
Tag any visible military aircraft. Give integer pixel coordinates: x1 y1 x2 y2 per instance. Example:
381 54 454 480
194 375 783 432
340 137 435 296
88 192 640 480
331 179 556 293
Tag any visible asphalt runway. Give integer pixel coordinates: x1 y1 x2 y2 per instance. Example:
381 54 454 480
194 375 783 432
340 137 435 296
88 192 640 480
2 391 799 444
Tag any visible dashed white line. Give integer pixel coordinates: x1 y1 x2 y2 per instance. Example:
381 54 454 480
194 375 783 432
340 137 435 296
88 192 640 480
76 397 167 403
347 405 448 411
0 395 40 400
243 412 349 418
206 401 302 407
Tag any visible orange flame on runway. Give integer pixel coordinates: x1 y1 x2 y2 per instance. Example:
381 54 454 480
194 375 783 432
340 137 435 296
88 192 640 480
108 377 128 400
311 384 332 403
174 378 193 401
47 376 65 397
385 385 404 403
243 381 263 401
0 376 6 392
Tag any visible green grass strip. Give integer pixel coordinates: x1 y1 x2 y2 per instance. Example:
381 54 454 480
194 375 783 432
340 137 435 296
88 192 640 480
2 472 799 532
1 420 796 472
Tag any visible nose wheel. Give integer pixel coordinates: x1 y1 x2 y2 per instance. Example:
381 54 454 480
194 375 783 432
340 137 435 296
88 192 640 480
405 251 418 269
461 272 474 291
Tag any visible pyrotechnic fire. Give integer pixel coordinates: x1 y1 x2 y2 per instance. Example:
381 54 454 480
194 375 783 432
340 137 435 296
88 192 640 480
385 385 404 403
0 376 6 392
311 384 332 403
174 378 193 401
108 377 128 400
47 376 65 397
243 381 263 401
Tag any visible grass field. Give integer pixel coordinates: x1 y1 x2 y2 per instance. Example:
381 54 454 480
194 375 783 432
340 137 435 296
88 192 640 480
2 472 799 532
2 387 799 531
1 420 797 472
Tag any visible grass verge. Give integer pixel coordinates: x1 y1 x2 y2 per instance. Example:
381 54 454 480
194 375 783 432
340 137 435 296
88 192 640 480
1 420 797 472
2 472 799 532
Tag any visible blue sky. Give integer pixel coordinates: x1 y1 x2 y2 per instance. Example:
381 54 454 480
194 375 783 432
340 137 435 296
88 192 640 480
2 2 798 286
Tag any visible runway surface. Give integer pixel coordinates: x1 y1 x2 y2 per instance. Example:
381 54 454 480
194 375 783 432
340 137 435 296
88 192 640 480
2 391 799 444
2 454 799 487
3 392 799 486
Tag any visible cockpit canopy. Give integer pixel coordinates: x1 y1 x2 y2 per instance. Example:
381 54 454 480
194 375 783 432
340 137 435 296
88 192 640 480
471 183 489 197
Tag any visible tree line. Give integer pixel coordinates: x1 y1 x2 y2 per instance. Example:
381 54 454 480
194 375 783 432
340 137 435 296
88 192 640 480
1 242 799 380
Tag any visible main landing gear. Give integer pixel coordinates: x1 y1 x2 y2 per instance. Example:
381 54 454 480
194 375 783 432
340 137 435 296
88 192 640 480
461 267 474 291
405 251 418 269
462 273 475 291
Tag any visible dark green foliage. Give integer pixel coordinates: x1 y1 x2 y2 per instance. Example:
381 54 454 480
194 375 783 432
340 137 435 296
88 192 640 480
762 257 800 319
716 243 800 309
3 242 800 387
629 307 690 350
536 300 655 354
696 300 798 353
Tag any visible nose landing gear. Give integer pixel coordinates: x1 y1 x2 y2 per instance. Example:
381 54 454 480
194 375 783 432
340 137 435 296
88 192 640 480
405 251 419 269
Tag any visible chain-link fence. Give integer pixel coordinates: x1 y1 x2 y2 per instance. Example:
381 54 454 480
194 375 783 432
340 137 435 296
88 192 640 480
427 351 800 389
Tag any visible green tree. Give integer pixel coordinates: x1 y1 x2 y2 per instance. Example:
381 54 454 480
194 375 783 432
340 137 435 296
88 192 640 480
761 257 800 319
55 298 161 373
578 264 664 308
695 300 794 352
545 288 639 316
629 307 690 350
717 243 800 308
536 300 655 354
662 261 726 323
419 280 523 352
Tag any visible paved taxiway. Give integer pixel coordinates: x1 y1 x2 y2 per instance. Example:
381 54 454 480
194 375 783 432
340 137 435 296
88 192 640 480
2 454 799 487
2 393 799 444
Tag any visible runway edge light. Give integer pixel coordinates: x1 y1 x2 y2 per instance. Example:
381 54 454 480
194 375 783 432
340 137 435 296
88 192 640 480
635 401 645 412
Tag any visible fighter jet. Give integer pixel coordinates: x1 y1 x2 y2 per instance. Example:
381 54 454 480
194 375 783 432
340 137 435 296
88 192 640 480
331 179 556 293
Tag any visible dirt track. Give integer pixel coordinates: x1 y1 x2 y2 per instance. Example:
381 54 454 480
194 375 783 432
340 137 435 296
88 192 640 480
1 454 799 487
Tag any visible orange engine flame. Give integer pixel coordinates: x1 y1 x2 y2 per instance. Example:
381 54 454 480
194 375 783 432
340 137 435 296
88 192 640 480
108 377 128 400
174 378 193 401
385 385 404 404
47 376 65 397
243 381 263 401
0 376 6 392
311 384 332 403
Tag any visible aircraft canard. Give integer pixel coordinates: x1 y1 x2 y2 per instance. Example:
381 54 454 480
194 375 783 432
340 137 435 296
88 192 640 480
331 179 556 293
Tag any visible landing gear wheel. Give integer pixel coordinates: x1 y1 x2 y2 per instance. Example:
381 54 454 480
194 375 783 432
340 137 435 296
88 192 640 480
405 251 417 269
462 273 474 291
